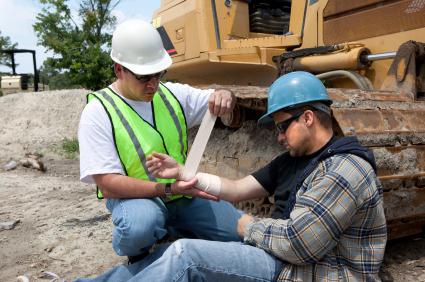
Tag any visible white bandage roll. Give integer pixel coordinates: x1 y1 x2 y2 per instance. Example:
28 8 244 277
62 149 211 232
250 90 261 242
195 172 221 196
181 110 217 179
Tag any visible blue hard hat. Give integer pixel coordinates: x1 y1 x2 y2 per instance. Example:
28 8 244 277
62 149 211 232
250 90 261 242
258 71 332 124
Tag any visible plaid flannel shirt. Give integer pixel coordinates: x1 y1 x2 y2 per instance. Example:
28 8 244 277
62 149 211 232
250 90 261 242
245 154 387 282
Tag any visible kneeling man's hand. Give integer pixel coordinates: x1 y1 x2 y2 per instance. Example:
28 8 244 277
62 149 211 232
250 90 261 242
237 214 254 238
147 152 182 179
172 178 219 201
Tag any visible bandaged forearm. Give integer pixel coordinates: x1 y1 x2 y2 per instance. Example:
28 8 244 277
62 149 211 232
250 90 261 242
195 172 221 196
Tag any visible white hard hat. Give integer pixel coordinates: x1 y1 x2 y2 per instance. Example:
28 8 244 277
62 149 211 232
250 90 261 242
110 19 172 75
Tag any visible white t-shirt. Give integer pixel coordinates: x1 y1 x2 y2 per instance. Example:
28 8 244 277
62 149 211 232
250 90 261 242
78 82 213 184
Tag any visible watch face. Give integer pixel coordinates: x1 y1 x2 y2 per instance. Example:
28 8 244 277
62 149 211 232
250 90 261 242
165 183 172 196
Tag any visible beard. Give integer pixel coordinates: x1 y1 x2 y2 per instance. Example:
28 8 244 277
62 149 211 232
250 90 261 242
282 137 309 157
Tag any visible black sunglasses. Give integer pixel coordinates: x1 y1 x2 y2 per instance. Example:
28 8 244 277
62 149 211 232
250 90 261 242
123 67 167 83
275 112 304 134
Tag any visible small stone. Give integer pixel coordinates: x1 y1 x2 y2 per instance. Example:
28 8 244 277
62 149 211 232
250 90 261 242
0 219 20 230
20 157 46 172
16 275 30 282
3 160 18 171
88 232 93 237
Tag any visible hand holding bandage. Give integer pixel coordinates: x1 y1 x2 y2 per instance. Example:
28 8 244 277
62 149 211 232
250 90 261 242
147 152 221 197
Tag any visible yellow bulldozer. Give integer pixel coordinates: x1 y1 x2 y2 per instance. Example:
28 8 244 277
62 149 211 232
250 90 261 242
152 0 425 239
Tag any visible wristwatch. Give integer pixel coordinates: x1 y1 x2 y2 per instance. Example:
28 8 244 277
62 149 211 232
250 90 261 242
164 183 173 199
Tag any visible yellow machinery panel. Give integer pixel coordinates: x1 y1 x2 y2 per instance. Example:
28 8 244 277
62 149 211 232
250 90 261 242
1 76 22 89
153 0 425 239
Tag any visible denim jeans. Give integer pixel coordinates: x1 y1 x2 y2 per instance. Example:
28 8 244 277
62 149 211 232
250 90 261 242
105 197 242 256
75 239 283 282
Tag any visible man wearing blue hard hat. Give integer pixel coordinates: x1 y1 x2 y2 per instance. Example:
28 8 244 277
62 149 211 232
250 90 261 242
77 71 387 282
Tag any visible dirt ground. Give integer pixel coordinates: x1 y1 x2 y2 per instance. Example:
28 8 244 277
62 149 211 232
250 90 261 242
1 90 425 281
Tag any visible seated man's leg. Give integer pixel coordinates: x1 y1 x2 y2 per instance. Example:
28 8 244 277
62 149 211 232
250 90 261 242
106 197 168 256
73 244 171 282
168 198 242 242
128 239 283 282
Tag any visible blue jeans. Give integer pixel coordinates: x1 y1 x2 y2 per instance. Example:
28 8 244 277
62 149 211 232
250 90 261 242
106 197 242 256
75 239 283 282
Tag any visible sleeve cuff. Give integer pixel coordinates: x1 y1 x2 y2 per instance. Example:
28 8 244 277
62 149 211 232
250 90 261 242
244 217 262 244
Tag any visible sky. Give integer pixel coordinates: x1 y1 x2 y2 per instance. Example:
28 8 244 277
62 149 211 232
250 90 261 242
0 0 161 73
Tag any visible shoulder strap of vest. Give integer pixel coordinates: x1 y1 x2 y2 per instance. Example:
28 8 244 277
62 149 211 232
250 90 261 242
153 84 188 162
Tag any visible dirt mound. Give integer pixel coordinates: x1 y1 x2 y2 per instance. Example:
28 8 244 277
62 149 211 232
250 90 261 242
0 90 88 162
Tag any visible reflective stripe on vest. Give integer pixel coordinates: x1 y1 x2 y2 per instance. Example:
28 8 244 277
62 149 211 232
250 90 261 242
87 84 188 200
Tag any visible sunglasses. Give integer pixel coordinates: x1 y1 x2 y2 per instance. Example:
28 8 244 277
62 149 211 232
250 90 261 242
123 67 167 83
275 112 304 134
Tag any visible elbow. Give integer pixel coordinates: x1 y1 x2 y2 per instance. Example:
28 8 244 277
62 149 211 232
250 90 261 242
274 250 319 265
291 255 319 266
269 235 322 265
93 174 118 198
97 186 114 198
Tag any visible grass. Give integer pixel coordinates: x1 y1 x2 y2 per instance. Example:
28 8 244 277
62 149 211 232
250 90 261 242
61 137 79 159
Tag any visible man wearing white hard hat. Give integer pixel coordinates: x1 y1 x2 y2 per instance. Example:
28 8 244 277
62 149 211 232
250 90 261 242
78 19 242 263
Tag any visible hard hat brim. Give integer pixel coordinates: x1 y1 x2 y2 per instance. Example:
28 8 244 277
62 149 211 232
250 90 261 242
257 99 333 125
111 49 172 75
258 111 274 125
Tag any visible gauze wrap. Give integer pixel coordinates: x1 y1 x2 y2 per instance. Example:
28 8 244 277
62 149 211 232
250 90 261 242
194 172 221 196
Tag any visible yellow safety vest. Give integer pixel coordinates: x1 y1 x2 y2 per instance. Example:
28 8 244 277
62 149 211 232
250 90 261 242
87 83 188 200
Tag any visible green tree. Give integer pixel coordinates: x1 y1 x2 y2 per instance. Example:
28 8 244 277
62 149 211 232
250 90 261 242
0 31 18 70
34 0 120 90
39 59 77 89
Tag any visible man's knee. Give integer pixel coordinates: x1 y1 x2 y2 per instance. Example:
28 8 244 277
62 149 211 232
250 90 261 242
121 215 163 240
111 199 168 255
168 239 208 262
113 217 168 256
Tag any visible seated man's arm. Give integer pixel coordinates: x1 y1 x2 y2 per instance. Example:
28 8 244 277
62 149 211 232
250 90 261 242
146 152 269 201
243 167 361 265
220 175 269 202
